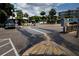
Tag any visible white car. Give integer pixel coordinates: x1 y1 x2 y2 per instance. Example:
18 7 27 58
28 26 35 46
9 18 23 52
39 22 43 24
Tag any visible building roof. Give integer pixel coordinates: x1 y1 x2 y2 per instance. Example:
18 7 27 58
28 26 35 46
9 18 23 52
59 9 79 13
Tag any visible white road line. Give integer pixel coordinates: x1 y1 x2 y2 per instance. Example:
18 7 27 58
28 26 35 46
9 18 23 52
8 38 19 56
0 42 10 48
1 48 13 56
28 27 45 34
28 27 51 41
0 39 9 43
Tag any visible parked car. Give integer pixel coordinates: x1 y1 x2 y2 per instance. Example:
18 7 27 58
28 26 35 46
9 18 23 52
39 22 43 24
4 19 15 29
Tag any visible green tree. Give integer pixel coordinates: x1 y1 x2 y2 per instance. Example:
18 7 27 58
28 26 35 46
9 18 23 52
40 11 46 23
49 9 56 16
0 3 14 25
16 10 25 25
49 8 56 23
23 13 29 23
0 3 14 16
24 13 29 17
16 10 23 19
40 11 46 16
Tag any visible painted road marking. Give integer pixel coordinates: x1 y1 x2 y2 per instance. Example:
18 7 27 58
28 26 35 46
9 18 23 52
28 27 45 34
0 42 10 48
28 27 51 41
0 39 9 43
1 48 13 56
0 38 19 56
8 38 19 56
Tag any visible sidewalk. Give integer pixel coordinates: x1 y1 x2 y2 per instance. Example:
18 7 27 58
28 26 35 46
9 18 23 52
60 31 79 47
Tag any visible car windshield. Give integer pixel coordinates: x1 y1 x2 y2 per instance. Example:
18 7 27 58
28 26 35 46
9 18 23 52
5 19 14 24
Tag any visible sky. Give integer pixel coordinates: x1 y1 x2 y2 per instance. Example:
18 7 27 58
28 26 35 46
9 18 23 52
13 3 79 16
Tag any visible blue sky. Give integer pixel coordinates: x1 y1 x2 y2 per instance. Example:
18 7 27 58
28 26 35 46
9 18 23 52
57 3 79 11
13 3 79 16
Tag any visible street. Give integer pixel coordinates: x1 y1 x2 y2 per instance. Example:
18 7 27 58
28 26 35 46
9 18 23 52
22 24 79 55
0 24 79 56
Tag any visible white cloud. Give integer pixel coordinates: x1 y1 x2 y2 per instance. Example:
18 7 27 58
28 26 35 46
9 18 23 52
13 3 64 16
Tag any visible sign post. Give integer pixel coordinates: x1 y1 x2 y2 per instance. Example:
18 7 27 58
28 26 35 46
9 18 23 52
76 19 79 38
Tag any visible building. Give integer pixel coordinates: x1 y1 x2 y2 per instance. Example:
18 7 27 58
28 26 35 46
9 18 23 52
59 9 79 18
59 9 79 32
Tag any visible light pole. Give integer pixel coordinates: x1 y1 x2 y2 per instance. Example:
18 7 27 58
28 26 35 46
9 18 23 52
76 19 79 38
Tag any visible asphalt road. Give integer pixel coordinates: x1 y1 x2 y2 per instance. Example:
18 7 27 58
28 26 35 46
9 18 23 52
29 24 79 55
0 38 19 56
0 27 46 56
0 28 29 56
0 24 79 56
20 26 75 56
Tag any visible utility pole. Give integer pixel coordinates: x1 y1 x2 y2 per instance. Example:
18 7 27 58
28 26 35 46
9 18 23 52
76 19 79 38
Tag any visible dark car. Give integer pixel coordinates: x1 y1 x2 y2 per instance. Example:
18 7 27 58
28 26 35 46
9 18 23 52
4 19 15 29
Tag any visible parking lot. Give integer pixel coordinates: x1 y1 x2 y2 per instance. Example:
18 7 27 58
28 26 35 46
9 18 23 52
0 24 79 56
0 38 19 56
0 28 29 56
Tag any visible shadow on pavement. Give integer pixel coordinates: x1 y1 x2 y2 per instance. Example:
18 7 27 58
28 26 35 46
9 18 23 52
17 28 45 55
